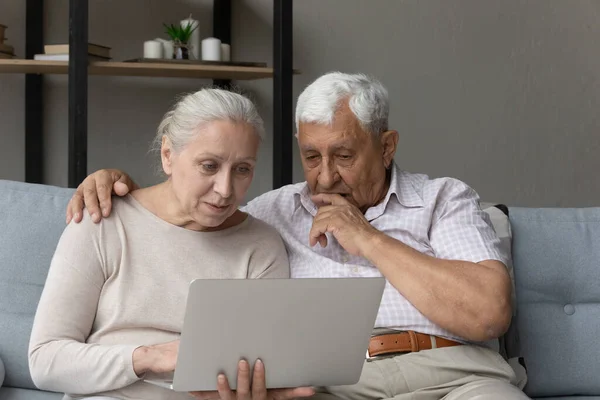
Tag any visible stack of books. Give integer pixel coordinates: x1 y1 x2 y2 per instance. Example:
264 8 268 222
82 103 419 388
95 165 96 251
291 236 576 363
34 43 111 61
0 24 15 59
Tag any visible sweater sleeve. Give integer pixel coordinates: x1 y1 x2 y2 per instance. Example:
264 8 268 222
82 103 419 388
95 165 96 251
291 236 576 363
28 215 141 396
247 220 290 280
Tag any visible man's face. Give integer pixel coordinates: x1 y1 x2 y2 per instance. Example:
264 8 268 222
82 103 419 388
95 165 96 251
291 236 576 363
297 103 397 212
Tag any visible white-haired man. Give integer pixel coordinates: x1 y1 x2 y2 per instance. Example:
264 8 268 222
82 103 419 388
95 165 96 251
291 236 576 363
67 72 529 400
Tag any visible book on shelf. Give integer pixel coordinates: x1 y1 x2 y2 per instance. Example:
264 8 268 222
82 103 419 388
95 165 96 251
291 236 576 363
0 24 7 45
44 43 111 59
0 52 14 59
0 43 12 54
33 53 110 61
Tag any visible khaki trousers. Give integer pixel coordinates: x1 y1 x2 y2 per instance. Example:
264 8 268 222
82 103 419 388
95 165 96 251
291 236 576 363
310 344 529 400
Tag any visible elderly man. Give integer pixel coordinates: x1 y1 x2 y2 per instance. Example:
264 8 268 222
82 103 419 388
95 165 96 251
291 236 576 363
66 72 528 400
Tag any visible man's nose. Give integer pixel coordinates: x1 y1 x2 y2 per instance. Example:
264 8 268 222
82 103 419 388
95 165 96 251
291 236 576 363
317 160 339 189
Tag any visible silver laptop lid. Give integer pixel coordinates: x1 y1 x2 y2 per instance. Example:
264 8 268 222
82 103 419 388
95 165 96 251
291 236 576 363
173 277 385 391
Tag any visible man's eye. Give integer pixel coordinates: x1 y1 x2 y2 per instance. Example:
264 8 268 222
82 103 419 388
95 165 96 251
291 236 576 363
236 166 251 174
305 155 319 160
337 154 352 160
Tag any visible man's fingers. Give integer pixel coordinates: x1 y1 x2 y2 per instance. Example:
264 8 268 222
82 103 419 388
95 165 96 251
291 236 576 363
236 359 251 399
319 235 328 248
66 198 74 225
310 211 343 248
113 181 130 196
309 220 330 248
66 199 72 225
113 170 138 195
82 182 102 223
92 169 123 217
96 182 113 218
98 169 137 218
313 206 336 218
311 193 348 207
123 171 140 190
67 189 85 224
65 169 136 224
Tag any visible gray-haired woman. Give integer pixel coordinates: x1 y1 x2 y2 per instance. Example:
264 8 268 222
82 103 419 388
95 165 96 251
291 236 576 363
28 89 313 400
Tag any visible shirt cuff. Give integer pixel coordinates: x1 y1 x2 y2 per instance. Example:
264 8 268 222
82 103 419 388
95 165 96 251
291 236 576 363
122 344 146 384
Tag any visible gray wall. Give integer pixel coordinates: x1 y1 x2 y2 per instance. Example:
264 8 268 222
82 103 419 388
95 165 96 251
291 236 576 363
1 0 599 207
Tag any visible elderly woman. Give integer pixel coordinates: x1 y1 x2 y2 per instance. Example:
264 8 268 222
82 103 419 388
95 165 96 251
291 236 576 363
28 89 309 400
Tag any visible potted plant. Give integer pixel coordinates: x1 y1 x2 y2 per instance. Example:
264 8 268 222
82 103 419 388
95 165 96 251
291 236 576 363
164 22 198 60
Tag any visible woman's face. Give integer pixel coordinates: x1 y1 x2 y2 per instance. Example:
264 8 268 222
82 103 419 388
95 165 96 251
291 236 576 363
161 120 260 230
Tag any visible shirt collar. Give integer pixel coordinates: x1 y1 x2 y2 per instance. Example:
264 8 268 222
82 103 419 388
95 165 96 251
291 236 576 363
292 162 424 220
391 163 425 208
293 183 317 217
364 163 424 221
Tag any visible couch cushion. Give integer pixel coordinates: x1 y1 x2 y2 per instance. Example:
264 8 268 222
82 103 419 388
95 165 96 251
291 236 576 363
508 207 600 398
0 387 62 400
0 180 74 389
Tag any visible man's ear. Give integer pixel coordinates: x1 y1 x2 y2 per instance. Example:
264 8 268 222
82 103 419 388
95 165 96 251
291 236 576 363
161 136 174 176
380 130 399 168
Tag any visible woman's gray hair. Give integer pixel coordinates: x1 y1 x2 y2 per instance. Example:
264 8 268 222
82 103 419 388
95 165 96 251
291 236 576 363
295 72 389 137
152 88 265 155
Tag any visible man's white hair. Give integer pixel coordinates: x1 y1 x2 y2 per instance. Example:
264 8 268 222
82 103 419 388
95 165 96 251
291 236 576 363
295 72 389 136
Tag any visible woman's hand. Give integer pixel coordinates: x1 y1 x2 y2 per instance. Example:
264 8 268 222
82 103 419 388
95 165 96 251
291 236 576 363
190 359 315 400
132 340 179 376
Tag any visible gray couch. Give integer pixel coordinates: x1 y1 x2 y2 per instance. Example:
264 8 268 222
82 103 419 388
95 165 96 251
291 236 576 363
0 179 599 400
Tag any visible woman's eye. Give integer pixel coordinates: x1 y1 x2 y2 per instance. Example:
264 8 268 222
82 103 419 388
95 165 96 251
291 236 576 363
202 163 218 172
236 166 251 174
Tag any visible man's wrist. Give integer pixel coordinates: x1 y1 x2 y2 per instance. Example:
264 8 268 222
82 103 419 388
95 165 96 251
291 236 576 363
361 229 386 261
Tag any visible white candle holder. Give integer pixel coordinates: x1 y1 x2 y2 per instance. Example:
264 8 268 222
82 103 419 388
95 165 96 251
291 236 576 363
202 37 221 61
143 40 163 59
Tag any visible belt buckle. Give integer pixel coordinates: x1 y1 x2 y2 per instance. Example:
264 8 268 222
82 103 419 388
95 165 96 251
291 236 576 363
366 348 375 362
366 348 381 362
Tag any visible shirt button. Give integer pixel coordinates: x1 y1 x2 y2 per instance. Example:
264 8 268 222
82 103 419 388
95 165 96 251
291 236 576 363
341 256 349 263
352 267 359 273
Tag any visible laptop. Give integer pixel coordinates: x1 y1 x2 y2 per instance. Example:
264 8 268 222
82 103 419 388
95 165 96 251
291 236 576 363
145 277 385 391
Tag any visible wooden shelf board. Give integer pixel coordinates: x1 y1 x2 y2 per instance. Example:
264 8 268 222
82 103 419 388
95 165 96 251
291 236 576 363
0 59 287 80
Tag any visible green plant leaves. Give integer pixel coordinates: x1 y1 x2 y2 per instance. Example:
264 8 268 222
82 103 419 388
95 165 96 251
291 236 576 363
163 22 197 43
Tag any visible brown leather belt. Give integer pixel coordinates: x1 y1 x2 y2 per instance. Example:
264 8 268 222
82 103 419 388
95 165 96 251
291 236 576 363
367 331 462 360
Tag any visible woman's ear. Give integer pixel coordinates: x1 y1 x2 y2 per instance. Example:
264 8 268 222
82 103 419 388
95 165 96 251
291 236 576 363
380 130 399 168
161 136 174 176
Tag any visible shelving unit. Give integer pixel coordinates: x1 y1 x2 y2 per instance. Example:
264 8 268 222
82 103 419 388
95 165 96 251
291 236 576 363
0 60 280 80
7 0 294 189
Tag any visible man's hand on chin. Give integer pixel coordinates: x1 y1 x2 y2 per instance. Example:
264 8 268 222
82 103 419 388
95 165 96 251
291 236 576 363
309 193 381 257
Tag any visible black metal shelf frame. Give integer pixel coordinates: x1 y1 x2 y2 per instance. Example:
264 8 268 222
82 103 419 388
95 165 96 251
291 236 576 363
23 0 294 189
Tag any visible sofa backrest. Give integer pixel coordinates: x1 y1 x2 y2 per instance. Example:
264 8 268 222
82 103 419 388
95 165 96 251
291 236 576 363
0 180 74 390
508 207 600 398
